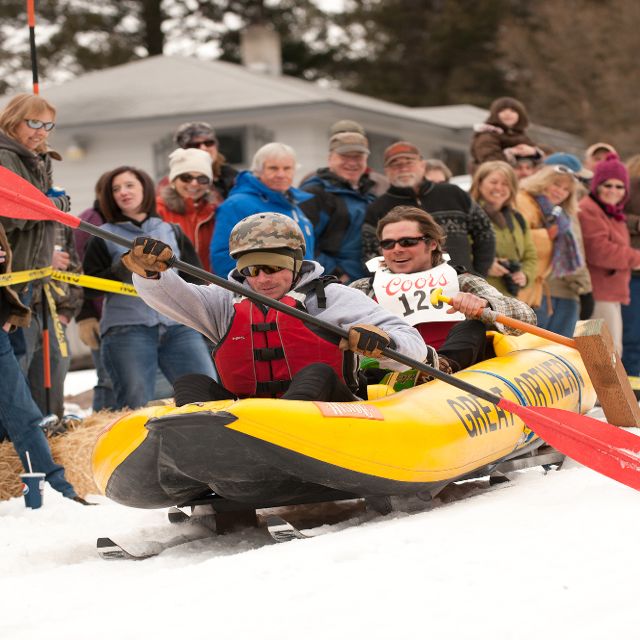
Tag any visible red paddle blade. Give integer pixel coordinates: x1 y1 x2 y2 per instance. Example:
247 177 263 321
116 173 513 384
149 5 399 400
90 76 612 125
499 398 640 491
0 167 80 228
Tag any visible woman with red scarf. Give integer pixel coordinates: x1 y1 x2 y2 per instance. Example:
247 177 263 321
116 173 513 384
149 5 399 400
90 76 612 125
579 153 640 354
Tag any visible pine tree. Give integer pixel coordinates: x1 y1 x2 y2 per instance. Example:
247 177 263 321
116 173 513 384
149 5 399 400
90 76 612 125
332 0 510 107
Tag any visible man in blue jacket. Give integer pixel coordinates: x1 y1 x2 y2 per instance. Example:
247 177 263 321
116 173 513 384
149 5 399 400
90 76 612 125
209 143 315 276
299 132 378 283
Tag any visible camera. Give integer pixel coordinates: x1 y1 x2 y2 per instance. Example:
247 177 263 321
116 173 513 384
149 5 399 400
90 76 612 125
498 259 522 296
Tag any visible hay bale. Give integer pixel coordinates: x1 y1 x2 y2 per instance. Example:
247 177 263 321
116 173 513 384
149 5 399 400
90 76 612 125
0 410 128 501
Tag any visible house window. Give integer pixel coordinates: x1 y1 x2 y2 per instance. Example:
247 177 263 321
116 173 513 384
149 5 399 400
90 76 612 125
153 127 248 180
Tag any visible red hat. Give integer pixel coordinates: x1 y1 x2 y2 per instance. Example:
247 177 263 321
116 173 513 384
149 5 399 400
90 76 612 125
590 153 630 203
384 141 421 166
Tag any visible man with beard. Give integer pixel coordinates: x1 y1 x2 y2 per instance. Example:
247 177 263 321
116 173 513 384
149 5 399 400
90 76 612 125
363 141 495 277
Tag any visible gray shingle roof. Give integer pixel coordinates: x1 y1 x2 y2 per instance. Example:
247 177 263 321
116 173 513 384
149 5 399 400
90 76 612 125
1 55 454 128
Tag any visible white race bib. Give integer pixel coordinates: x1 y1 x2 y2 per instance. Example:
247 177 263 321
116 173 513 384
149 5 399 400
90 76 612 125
371 261 465 326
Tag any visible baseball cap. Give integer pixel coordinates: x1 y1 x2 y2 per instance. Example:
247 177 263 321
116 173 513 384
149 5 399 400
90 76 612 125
383 141 422 167
543 152 593 179
329 132 370 155
585 142 616 161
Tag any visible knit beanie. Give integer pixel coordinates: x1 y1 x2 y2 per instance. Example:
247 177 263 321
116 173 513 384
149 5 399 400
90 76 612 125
168 148 213 182
590 153 630 202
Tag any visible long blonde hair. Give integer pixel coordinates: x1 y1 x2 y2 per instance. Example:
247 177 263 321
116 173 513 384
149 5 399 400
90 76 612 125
626 154 640 179
519 165 578 214
0 93 57 154
470 161 518 209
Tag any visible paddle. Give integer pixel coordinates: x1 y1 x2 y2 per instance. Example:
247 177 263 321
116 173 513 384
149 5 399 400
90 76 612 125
2 166 640 492
430 287 576 349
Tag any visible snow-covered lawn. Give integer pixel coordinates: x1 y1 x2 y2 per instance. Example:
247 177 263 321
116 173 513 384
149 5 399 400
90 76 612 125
1 371 638 639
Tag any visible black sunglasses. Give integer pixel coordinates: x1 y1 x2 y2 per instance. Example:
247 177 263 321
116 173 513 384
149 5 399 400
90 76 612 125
25 118 55 131
379 236 429 250
239 264 287 277
176 173 210 185
184 139 217 149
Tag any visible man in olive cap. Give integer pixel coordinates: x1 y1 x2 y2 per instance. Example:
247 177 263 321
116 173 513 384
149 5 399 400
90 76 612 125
299 130 379 284
122 212 427 403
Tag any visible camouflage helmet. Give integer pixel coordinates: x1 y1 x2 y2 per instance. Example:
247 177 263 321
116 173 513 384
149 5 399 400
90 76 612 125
229 212 306 258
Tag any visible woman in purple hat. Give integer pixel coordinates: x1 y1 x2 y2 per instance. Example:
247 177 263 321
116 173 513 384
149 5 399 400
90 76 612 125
579 153 640 355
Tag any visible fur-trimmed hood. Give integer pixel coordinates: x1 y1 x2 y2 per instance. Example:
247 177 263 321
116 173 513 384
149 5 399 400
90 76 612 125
159 184 219 215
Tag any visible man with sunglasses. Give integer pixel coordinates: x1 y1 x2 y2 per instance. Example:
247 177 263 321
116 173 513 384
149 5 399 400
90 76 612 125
362 141 495 278
352 206 536 382
123 212 427 403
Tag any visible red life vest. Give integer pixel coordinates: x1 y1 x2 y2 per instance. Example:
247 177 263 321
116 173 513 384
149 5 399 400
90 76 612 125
213 294 350 398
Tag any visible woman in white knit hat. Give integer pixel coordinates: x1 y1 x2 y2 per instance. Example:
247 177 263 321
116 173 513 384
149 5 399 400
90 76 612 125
157 148 221 271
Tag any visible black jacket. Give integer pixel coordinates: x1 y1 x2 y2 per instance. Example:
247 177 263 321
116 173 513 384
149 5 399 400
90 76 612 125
363 180 496 277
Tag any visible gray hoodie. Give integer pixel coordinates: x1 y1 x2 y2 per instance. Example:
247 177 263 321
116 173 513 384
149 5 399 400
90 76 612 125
133 260 428 371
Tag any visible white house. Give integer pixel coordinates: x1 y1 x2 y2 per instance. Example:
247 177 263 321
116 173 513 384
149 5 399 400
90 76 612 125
1 54 583 213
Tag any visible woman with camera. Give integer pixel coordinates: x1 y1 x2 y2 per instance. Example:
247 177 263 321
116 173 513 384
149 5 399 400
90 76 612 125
470 161 537 299
516 164 591 337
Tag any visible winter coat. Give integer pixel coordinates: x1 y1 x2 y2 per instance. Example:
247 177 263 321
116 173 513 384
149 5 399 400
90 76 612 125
0 132 62 297
82 214 202 335
483 205 538 299
578 195 640 304
470 97 539 171
134 261 428 374
299 168 377 281
157 186 222 272
0 222 31 329
73 205 107 322
363 180 496 277
515 191 554 307
209 171 315 277
625 176 640 276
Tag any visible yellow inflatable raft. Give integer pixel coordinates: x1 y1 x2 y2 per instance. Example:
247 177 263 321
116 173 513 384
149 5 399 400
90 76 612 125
92 333 595 509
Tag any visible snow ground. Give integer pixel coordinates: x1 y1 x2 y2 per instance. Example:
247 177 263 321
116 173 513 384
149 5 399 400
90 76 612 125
2 372 639 639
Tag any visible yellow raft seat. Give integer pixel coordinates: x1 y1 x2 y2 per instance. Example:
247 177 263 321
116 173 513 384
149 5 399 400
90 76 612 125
92 333 595 509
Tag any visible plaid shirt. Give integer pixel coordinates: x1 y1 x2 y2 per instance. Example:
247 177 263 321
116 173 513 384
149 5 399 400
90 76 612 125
351 270 537 336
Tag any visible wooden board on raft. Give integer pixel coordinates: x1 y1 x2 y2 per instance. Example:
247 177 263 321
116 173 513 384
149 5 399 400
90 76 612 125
573 318 640 428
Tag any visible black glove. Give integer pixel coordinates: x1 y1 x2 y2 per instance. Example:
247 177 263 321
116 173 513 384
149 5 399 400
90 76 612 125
121 237 175 279
339 324 393 358
579 292 595 320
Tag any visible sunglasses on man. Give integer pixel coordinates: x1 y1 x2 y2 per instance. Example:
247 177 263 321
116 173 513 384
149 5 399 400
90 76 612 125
24 119 55 131
176 173 211 185
379 236 429 250
239 265 287 277
184 139 217 149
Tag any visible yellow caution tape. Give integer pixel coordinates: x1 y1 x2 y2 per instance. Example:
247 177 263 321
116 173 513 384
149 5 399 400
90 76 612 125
50 271 138 297
0 267 52 286
43 282 68 358
0 267 138 296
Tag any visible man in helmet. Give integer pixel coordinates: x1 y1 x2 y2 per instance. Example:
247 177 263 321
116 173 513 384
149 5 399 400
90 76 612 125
122 212 428 402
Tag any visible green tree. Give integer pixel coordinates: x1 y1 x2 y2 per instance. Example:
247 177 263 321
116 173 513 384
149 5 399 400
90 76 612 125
0 0 338 94
501 0 640 155
332 0 511 107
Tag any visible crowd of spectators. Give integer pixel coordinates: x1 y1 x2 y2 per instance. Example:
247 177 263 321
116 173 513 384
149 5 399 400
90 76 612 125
2 90 640 502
